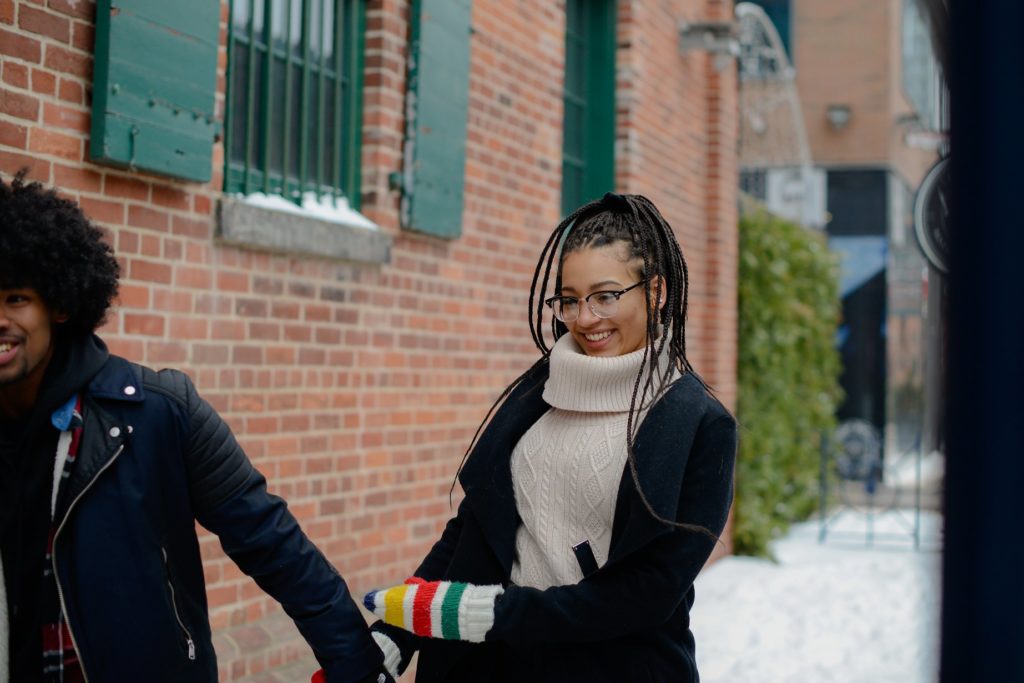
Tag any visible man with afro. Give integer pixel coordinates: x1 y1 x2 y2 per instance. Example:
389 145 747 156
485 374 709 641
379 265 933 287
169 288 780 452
0 172 392 683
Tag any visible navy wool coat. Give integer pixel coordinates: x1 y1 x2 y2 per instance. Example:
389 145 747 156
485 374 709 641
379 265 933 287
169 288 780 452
375 361 738 682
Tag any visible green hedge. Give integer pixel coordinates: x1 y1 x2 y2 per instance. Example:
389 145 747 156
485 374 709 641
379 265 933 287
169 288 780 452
734 207 843 556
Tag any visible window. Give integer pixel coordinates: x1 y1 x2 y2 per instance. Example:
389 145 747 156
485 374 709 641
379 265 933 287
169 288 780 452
901 0 941 131
561 0 616 216
225 0 365 207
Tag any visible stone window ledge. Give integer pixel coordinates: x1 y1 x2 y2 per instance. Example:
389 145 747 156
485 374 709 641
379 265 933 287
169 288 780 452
217 195 391 264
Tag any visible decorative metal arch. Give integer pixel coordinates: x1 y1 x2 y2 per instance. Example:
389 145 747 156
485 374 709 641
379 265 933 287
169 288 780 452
735 3 821 227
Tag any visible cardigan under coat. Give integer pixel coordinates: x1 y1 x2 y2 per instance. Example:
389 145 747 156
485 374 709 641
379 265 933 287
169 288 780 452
375 359 738 682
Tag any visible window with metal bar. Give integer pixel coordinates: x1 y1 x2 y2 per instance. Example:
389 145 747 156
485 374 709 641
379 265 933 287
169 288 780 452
225 0 365 207
561 0 615 217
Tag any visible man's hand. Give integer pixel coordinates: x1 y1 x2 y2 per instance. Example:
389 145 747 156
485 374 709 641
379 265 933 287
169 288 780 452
363 577 504 643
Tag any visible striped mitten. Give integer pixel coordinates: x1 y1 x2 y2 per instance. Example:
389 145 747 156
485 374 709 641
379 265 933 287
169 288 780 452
363 577 504 643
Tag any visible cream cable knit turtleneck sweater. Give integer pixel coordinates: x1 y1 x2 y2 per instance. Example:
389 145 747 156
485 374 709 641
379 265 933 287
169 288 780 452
510 333 671 590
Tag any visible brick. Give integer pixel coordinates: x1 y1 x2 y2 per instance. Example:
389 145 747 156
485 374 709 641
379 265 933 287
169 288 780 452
193 193 212 215
43 44 91 78
53 162 101 192
171 215 209 238
104 174 150 200
216 271 249 292
126 204 169 231
140 234 160 257
0 119 27 148
57 77 82 104
193 344 229 365
78 195 125 224
151 288 192 313
169 316 208 340
116 283 150 309
128 259 172 285
116 229 138 254
28 127 81 160
19 5 71 42
0 87 40 121
70 20 92 52
0 148 48 180
175 265 213 290
42 101 89 133
0 0 13 24
2 61 29 88
146 341 187 364
124 313 165 336
48 0 95 21
0 27 43 62
31 68 57 95
152 184 190 210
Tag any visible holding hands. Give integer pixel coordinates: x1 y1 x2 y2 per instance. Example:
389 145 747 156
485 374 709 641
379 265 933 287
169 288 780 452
363 577 504 643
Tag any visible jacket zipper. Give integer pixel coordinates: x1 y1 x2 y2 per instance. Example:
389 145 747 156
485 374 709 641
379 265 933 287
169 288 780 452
51 443 125 683
161 546 197 660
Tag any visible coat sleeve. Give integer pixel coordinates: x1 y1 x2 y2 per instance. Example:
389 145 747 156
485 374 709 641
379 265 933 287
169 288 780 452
165 370 383 683
487 414 737 645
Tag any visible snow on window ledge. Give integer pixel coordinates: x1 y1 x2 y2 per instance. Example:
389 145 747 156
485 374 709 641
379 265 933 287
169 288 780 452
217 192 391 264
236 192 379 231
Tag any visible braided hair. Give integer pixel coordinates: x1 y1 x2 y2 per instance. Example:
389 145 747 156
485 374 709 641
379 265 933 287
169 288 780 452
454 192 716 537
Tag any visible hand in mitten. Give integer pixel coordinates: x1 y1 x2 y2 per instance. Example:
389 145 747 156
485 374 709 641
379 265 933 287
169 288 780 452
363 577 504 643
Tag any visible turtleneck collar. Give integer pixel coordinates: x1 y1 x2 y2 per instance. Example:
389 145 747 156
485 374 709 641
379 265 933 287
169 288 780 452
542 332 676 412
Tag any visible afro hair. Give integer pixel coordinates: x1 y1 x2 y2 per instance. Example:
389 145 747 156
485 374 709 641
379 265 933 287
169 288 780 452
0 171 120 338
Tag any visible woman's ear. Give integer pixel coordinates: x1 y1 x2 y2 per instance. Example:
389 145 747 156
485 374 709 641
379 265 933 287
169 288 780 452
654 276 667 309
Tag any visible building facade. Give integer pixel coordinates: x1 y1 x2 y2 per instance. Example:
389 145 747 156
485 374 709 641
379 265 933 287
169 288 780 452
745 0 942 458
0 0 738 679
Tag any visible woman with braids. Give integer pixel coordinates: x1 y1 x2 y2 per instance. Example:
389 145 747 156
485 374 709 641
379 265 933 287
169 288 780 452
352 193 737 683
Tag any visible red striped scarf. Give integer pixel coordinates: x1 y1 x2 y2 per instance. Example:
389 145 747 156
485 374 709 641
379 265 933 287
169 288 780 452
41 395 84 683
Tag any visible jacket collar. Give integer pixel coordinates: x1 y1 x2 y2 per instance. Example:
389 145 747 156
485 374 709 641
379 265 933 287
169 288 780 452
458 362 701 575
56 356 141 520
86 355 145 403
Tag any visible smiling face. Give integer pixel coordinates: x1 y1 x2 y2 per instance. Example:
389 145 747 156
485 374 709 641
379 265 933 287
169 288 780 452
0 288 65 417
558 242 660 357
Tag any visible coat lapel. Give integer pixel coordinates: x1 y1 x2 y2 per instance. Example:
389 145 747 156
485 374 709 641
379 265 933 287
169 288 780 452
607 374 706 565
458 364 550 576
60 358 143 516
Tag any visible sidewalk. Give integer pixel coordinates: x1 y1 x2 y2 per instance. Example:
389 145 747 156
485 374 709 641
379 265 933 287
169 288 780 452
691 510 942 683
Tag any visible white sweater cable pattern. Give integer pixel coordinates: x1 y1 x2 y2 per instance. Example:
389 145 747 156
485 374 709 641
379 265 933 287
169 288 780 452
510 334 665 589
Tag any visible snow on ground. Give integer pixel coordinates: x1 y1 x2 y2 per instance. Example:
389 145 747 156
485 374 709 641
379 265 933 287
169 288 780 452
691 510 942 683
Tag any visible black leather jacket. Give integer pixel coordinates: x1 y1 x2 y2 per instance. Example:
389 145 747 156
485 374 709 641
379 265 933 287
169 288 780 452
49 352 381 682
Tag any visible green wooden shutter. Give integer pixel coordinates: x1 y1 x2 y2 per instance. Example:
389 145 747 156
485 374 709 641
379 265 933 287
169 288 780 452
562 0 615 216
399 0 472 239
91 0 220 182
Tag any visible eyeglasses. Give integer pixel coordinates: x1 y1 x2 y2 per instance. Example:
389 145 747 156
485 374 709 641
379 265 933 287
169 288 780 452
544 281 645 323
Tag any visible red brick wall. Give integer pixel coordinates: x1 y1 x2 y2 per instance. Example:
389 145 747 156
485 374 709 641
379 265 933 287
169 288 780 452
794 0 935 184
0 0 737 678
